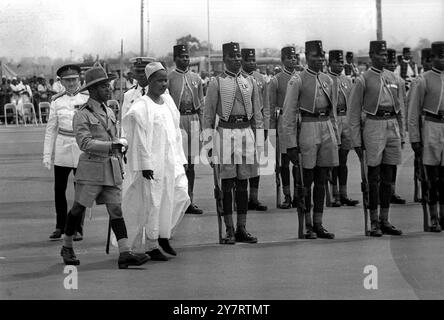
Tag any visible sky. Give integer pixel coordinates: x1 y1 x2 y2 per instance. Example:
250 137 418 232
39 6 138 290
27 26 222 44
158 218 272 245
0 0 443 61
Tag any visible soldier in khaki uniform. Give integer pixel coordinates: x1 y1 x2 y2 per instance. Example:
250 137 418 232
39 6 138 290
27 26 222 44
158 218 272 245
268 46 298 209
203 42 264 244
60 67 149 268
327 50 359 207
283 40 339 239
241 48 270 211
408 41 444 232
348 40 405 237
168 44 205 215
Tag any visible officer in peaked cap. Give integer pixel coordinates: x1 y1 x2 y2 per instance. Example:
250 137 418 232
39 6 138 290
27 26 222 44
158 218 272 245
385 48 407 205
241 48 270 212
326 50 359 208
408 41 444 232
121 57 154 117
268 46 299 209
282 40 338 240
203 42 264 244
421 48 433 73
395 46 419 90
348 40 406 237
44 64 88 241
168 44 205 215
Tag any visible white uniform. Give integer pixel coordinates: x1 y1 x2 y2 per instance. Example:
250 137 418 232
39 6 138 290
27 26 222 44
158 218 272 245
43 91 89 168
121 84 147 117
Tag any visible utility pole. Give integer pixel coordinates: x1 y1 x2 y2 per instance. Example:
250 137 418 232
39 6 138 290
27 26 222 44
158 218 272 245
140 0 145 56
376 0 383 40
146 0 150 56
207 0 211 73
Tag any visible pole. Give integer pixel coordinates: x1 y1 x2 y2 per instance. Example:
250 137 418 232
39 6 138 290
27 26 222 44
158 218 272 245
376 0 383 40
146 0 150 56
141 0 145 56
207 0 211 73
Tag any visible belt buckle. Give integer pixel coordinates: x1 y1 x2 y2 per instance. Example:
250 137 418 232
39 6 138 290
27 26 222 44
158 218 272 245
319 111 326 116
383 111 391 116
235 117 244 123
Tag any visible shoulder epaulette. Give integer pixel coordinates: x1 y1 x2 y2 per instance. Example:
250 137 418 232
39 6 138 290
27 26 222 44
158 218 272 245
51 91 66 101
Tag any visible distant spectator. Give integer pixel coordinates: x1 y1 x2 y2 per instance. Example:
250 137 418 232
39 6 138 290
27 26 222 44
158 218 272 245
52 77 65 94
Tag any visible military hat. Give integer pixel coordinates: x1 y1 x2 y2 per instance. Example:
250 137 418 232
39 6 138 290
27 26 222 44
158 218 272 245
369 40 387 54
305 40 324 56
346 51 354 58
421 48 432 61
402 47 411 55
281 46 296 57
431 41 444 55
241 48 256 60
328 50 344 62
129 57 154 71
222 42 240 56
387 48 397 63
56 64 81 79
173 44 189 57
78 66 116 92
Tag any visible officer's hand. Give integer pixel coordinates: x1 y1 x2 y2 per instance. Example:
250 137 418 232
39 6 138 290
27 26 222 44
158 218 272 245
142 170 154 180
43 158 51 170
355 147 363 160
411 142 422 156
184 164 189 171
287 147 299 166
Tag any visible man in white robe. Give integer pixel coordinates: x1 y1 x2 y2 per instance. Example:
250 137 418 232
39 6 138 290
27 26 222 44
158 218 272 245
121 62 190 260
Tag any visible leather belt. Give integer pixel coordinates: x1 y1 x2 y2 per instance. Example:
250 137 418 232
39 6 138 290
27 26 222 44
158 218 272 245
180 109 198 115
423 111 444 123
337 105 347 115
301 109 330 117
58 128 75 137
218 115 250 129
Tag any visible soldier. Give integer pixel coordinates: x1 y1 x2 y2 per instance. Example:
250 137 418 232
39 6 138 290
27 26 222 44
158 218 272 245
420 48 433 74
327 50 359 207
121 57 152 117
385 48 407 205
348 40 405 237
395 47 419 91
408 41 444 232
203 42 264 244
283 40 338 239
268 46 298 209
241 48 270 211
344 51 359 80
168 44 204 215
60 66 149 268
43 64 89 241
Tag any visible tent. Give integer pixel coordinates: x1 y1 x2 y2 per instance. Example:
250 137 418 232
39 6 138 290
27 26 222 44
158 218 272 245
0 61 18 79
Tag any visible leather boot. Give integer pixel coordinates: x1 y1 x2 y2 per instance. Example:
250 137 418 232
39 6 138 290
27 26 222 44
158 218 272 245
60 246 80 265
50 229 63 241
222 215 236 244
146 249 168 261
118 251 150 269
313 223 335 239
379 208 402 235
158 238 177 256
369 209 382 237
429 205 442 232
280 195 292 209
248 200 268 211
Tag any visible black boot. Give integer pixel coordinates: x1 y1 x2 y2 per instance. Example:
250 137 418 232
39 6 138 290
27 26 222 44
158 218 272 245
146 249 168 261
158 238 177 256
248 200 268 211
380 221 403 235
280 195 292 209
222 227 236 245
50 229 63 241
340 196 359 206
391 194 406 204
304 226 317 239
118 251 150 269
313 224 335 239
235 227 258 243
369 221 383 237
185 203 203 214
60 246 80 265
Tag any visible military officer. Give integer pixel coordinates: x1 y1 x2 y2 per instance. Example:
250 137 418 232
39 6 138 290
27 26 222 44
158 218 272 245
327 50 359 207
241 48 270 211
385 48 407 205
168 44 204 215
408 41 444 232
348 40 405 237
203 42 264 244
60 66 149 268
268 46 298 209
283 40 339 239
43 64 89 241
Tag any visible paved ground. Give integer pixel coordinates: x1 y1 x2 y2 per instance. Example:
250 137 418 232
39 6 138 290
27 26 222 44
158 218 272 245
1 126 443 300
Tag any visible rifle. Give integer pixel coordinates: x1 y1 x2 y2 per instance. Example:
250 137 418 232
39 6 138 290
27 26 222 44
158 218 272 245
413 155 421 202
294 114 305 239
418 116 430 232
212 162 224 244
358 149 370 236
275 109 282 208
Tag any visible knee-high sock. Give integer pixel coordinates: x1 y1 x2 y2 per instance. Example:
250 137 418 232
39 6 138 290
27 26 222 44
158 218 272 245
303 168 314 227
313 167 328 225
249 176 260 202
368 166 381 211
281 153 290 196
235 179 248 228
186 164 195 202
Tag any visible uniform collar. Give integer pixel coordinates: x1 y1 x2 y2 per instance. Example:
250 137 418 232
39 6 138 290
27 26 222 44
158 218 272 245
432 67 443 75
175 67 189 74
283 67 294 76
370 66 383 74
225 70 241 77
242 69 254 76
306 68 321 76
328 70 339 77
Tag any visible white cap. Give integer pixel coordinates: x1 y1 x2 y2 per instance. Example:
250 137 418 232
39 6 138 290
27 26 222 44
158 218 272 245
145 62 165 80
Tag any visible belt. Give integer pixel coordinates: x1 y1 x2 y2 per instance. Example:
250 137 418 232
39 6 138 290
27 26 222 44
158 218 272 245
275 107 283 115
180 109 198 115
218 115 250 129
58 128 75 137
366 107 397 119
337 105 347 115
423 111 444 123
300 109 330 121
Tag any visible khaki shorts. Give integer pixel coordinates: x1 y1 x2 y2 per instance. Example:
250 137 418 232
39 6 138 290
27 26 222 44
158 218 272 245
75 183 122 208
422 119 444 166
180 113 201 162
299 119 339 169
363 118 402 166
220 163 259 180
337 115 352 151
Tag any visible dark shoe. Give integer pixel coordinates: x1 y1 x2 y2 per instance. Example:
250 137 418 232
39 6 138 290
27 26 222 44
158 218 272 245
429 222 442 233
118 251 150 268
60 246 80 265
304 227 317 239
380 222 403 235
279 195 292 209
340 196 359 206
369 223 383 237
391 194 406 204
146 249 168 261
235 228 258 243
73 232 83 242
221 229 236 244
49 229 63 241
248 200 268 211
331 199 342 207
185 203 203 214
313 224 335 239
158 238 177 256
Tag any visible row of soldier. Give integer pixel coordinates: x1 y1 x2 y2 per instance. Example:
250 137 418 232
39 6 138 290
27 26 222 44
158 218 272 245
43 38 444 268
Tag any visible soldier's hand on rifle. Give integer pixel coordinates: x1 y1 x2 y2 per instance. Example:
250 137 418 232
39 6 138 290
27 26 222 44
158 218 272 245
142 170 154 180
411 142 422 156
355 147 363 160
112 138 128 154
287 147 300 166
